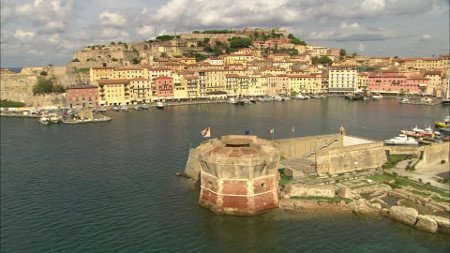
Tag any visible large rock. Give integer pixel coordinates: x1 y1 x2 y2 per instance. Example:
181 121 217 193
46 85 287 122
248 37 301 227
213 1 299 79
287 184 336 198
428 215 450 233
388 205 418 227
415 215 438 233
338 186 352 199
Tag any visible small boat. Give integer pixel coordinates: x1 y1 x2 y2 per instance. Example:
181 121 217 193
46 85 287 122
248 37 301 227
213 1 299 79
400 98 409 104
156 101 164 109
400 130 426 138
345 92 364 101
372 93 383 100
50 115 61 124
384 134 419 146
296 94 306 99
228 98 238 105
120 105 129 112
434 116 450 128
283 96 291 101
141 104 150 110
258 96 272 102
112 106 120 111
311 94 322 99
249 97 257 103
39 116 50 125
273 95 283 102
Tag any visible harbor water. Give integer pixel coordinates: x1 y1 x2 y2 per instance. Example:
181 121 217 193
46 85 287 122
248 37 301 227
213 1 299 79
1 97 449 252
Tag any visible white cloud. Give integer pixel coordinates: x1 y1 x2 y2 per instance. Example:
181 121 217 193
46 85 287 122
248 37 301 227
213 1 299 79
14 29 34 41
135 25 155 38
99 11 127 27
100 28 130 40
42 21 66 33
421 34 434 41
308 22 395 42
48 33 61 44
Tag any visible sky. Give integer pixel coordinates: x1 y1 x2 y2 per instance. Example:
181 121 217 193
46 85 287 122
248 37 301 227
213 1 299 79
1 0 449 67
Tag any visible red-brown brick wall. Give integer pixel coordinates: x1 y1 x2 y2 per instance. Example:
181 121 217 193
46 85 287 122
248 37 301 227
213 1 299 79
222 180 247 195
222 196 248 209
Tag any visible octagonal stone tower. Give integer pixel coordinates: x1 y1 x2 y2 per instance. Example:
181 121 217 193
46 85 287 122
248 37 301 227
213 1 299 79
196 135 280 215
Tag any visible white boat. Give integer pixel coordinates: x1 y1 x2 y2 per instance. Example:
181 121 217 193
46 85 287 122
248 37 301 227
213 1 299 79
141 104 150 110
120 105 129 111
156 101 164 109
296 94 306 99
39 116 50 125
311 94 322 99
258 97 272 102
50 115 61 124
384 134 418 146
372 93 383 100
400 98 409 104
228 98 238 105
283 96 291 101
112 106 120 111
273 95 283 102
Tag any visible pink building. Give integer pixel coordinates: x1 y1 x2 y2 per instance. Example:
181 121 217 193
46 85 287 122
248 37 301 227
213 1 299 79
154 76 174 98
66 85 98 107
368 72 427 94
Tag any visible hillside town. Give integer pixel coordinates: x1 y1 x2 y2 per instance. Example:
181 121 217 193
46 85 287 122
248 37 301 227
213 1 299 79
1 28 449 108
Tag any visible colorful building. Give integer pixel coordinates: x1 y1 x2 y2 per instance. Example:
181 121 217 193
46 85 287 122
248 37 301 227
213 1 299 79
66 85 98 107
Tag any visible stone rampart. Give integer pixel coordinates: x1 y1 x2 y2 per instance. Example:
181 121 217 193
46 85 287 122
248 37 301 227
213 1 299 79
316 141 387 176
415 142 449 170
275 134 341 159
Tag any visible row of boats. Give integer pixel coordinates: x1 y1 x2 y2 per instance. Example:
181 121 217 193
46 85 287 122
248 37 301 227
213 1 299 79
384 116 450 145
39 113 62 125
228 94 328 104
111 101 165 111
345 92 383 101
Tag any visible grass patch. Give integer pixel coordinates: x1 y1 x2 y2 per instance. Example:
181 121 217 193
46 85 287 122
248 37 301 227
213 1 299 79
368 172 449 198
431 196 449 203
382 154 414 169
410 189 431 197
291 196 352 204
278 175 293 187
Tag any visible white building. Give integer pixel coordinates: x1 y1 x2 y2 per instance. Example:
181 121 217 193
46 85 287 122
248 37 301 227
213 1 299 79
328 68 359 94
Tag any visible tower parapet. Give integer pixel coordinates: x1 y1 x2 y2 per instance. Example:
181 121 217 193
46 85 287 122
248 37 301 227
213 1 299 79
196 135 280 215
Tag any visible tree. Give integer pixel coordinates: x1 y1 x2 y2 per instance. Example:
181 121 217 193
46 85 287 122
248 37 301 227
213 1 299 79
32 77 55 95
288 33 307 45
339 49 347 61
156 35 175 41
110 41 116 45
228 37 252 51
318 56 333 66
203 38 210 44
131 57 141 64
40 71 48 76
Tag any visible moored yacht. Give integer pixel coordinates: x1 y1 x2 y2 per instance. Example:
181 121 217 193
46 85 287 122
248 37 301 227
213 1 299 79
384 134 419 146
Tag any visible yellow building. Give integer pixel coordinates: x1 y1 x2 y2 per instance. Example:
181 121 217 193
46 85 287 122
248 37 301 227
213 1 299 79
358 72 369 91
111 67 149 80
205 69 226 93
223 54 253 67
181 76 200 98
225 74 250 96
90 67 114 84
288 74 322 94
248 75 267 96
98 79 131 106
130 78 152 103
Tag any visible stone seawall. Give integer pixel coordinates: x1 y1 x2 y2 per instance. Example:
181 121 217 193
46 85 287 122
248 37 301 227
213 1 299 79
316 141 387 176
275 134 341 159
415 142 449 170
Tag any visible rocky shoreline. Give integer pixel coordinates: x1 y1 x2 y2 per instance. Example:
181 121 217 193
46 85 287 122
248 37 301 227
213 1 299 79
279 182 450 234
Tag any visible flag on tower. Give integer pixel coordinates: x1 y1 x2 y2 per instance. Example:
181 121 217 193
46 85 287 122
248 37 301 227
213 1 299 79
201 127 211 138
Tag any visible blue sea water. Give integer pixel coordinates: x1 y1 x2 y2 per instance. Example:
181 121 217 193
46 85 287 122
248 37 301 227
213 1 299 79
1 98 449 252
